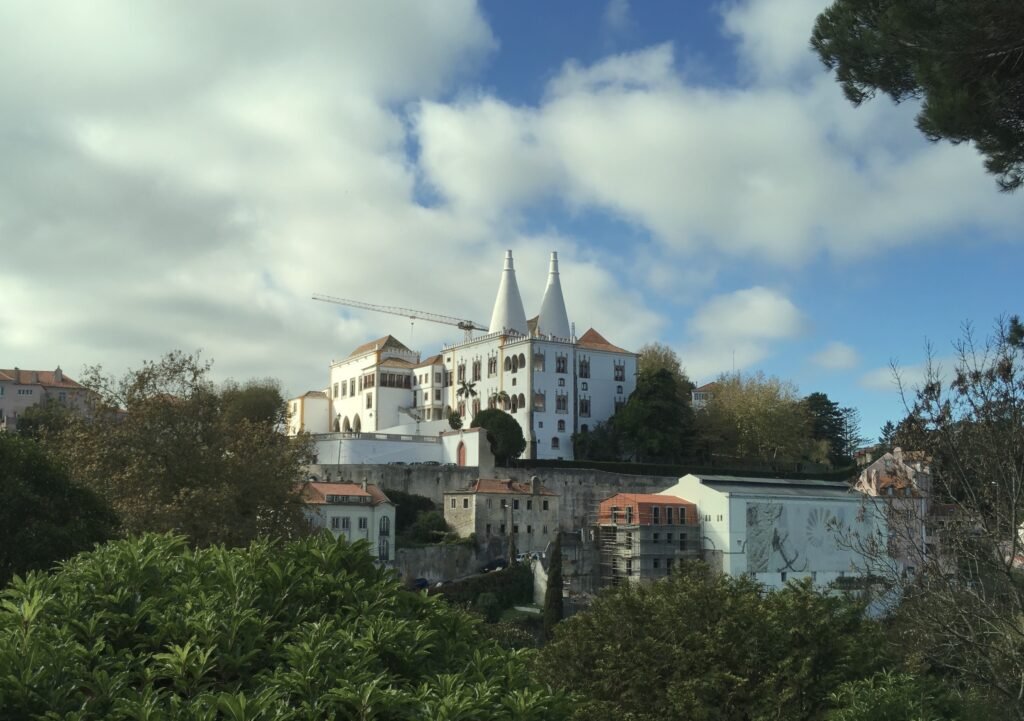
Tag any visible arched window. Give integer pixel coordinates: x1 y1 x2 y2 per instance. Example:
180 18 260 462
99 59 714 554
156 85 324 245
511 397 518 412
352 414 361 432
511 355 519 372
457 441 466 466
551 437 560 449
557 420 565 432
504 357 512 371
333 416 340 432
379 516 391 536
342 416 351 432
518 393 526 408
518 353 526 367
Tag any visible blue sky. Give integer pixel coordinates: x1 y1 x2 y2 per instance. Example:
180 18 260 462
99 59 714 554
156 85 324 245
2 0 1021 444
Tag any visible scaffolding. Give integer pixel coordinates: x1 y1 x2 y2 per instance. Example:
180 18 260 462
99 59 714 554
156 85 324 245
585 496 703 588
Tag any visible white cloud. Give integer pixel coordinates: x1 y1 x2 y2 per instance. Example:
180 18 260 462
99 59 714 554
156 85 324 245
680 287 805 380
603 0 633 35
812 341 859 370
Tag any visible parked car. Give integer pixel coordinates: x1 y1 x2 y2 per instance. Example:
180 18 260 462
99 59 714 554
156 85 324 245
422 460 440 466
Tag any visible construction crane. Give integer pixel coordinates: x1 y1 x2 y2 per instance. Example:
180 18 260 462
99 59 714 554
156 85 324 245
312 293 487 341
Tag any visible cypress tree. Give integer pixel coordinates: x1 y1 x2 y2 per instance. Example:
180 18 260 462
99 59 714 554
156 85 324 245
543 534 564 640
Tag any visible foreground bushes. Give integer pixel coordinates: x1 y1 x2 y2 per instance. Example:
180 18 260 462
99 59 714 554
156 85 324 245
0 533 566 720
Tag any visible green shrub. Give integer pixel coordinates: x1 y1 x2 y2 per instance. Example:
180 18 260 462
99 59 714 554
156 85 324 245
0 532 567 720
437 563 533 609
475 592 502 623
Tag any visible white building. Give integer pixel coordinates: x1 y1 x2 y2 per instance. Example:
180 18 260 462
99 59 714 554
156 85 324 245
302 481 396 562
0 367 91 432
291 251 638 461
286 391 330 435
658 473 888 590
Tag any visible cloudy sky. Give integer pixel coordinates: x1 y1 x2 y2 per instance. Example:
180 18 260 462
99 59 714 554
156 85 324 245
2 0 1021 441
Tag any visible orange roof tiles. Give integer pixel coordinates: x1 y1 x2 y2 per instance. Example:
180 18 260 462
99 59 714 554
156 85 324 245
302 482 393 506
577 328 630 354
0 368 84 389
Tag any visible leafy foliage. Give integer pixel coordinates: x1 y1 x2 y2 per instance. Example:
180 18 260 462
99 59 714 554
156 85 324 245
0 533 568 720
48 351 314 547
637 342 694 403
826 671 979 721
435 563 534 609
471 408 527 466
14 398 76 441
695 372 821 465
538 564 887 721
543 534 563 640
812 0 1024 190
0 434 118 586
614 368 695 463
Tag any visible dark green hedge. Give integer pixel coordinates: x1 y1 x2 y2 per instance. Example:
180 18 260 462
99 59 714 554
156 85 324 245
435 563 533 609
511 458 859 483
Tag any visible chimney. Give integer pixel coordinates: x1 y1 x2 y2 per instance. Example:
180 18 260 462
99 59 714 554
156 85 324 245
536 251 571 339
361 478 368 492
54 366 63 383
488 250 528 335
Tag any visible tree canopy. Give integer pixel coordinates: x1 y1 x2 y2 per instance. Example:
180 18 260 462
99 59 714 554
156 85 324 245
48 351 314 547
471 408 527 465
812 0 1024 190
637 342 694 403
614 368 694 463
538 564 887 721
0 434 118 586
0 532 568 720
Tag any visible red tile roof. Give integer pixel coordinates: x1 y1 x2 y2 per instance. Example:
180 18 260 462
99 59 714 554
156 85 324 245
347 335 411 359
302 482 393 506
450 478 558 496
418 354 442 366
693 382 718 392
577 328 630 354
0 368 84 389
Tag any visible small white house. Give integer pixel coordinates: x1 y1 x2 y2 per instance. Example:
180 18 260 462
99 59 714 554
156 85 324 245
302 481 396 562
658 474 887 590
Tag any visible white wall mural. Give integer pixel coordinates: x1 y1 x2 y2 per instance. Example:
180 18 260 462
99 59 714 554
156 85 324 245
746 501 858 574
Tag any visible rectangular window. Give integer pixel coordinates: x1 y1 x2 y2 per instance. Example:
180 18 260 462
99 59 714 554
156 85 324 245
666 533 673 543
472 360 481 381
542 525 548 534
342 517 350 530
653 558 660 569
652 532 659 543
555 355 567 373
450 498 456 509
653 506 660 524
614 362 626 381
366 394 372 409
679 508 686 524
513 499 520 510
359 517 368 530
527 525 533 534
463 498 469 509
486 524 492 535
333 383 339 398
330 517 340 529
533 392 545 412
533 353 545 371
487 498 492 508
578 358 590 379
666 507 673 525
526 500 532 510
579 397 590 417
500 523 506 534
556 394 568 413
513 524 519 534
543 500 549 511
434 389 441 401
666 558 674 573
551 437 560 449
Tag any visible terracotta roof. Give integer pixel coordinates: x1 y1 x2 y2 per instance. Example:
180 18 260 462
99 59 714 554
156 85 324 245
379 358 415 368
302 390 327 398
302 482 393 506
576 328 629 354
417 354 442 367
603 493 694 506
448 478 557 496
0 370 13 382
0 368 84 389
346 335 411 359
693 382 718 392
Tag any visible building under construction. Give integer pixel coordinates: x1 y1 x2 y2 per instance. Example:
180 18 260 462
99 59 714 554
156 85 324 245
596 493 703 586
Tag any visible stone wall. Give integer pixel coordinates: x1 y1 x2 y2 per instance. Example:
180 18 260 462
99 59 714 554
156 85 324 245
394 543 505 584
311 463 680 532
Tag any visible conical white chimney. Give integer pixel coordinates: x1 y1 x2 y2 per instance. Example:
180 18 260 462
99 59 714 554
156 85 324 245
488 250 529 335
536 251 571 339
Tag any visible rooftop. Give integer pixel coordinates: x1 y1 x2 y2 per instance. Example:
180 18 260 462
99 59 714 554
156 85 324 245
577 328 630 354
346 335 413 359
0 367 84 389
678 473 858 500
448 478 558 496
302 482 393 506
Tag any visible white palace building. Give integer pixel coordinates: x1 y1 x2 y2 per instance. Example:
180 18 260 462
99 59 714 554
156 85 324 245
289 251 638 463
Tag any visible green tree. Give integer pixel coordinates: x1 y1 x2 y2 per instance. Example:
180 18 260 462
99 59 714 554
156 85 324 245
571 420 622 461
543 534 564 640
637 342 694 403
50 351 314 547
0 434 118 586
0 533 568 720
878 420 897 449
697 372 819 466
220 378 287 427
827 671 979 721
539 565 886 721
448 409 464 430
614 368 694 463
471 408 527 466
804 391 846 465
14 398 76 441
873 316 1024 716
811 0 1024 190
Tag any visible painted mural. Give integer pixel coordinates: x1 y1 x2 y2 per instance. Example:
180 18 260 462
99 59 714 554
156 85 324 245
746 501 855 574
